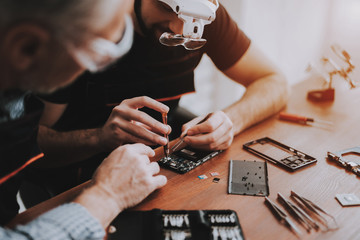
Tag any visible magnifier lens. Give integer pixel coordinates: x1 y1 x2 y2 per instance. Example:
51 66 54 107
159 32 185 46
183 38 207 50
159 32 207 50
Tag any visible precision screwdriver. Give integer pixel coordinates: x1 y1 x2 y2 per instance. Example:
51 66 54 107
279 112 333 127
162 112 170 159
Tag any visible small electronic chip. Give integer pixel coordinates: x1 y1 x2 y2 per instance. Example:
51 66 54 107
213 177 220 183
335 194 360 207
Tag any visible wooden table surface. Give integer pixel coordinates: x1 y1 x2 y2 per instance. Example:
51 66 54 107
10 77 360 239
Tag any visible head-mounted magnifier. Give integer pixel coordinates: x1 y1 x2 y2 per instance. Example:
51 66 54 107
158 0 219 50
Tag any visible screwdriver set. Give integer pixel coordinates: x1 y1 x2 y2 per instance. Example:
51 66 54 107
107 209 245 240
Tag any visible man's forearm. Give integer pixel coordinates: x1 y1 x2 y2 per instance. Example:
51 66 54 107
224 73 289 135
37 126 104 167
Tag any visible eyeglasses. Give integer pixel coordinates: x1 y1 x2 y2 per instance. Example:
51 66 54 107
159 32 207 50
69 14 134 72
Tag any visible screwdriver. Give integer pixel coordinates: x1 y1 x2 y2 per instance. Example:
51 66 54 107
171 112 213 152
162 112 170 159
279 112 333 127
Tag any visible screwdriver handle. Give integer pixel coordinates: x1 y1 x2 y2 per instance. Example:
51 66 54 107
279 112 311 123
162 112 169 158
197 112 214 124
172 113 214 152
181 112 214 138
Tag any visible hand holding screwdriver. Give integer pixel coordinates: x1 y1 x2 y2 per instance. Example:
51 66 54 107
98 96 170 151
172 111 234 152
171 112 214 152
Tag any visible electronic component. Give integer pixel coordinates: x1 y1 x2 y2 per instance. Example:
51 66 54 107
243 137 317 171
335 193 360 207
212 177 220 183
228 160 269 197
158 147 221 174
327 147 360 176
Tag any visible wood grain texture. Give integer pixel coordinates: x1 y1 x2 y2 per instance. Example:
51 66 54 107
10 76 360 239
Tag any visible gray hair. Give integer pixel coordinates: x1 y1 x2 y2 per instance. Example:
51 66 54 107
0 0 125 44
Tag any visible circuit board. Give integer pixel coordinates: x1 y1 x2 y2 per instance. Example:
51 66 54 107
158 147 221 174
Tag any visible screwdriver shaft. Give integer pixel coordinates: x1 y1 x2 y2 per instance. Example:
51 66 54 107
162 112 169 158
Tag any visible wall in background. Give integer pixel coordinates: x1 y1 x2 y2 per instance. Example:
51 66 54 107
323 0 360 85
180 0 360 116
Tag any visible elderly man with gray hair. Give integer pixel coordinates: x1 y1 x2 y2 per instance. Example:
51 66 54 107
0 0 169 239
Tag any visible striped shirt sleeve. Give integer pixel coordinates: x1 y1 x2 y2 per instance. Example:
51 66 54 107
0 203 105 240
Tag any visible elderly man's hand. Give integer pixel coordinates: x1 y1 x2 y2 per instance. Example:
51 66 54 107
98 96 171 151
181 111 234 150
92 143 167 211
74 143 167 227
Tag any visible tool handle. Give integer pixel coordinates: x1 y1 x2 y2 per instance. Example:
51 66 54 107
279 112 311 123
162 112 169 158
197 112 213 125
172 113 214 152
182 112 214 138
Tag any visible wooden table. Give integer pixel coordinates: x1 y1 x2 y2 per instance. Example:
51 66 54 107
10 77 360 239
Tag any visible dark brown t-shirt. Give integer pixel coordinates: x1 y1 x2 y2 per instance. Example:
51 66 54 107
41 3 251 131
